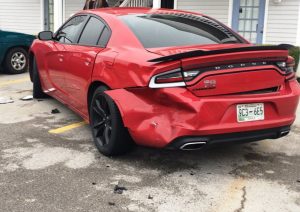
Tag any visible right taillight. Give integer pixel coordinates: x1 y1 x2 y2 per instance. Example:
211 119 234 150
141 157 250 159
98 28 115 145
183 70 201 81
276 56 296 75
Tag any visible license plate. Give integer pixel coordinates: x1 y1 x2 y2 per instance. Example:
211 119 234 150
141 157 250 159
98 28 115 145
237 103 264 122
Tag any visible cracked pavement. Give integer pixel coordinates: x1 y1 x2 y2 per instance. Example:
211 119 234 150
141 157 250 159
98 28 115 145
0 72 300 212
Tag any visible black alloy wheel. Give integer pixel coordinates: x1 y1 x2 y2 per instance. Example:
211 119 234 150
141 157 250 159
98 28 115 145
90 86 134 156
92 94 112 146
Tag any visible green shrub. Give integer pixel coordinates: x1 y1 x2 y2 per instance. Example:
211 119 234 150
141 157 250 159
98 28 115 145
289 46 300 70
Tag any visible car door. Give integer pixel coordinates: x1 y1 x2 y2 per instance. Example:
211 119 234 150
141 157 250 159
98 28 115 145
46 15 87 101
64 16 111 115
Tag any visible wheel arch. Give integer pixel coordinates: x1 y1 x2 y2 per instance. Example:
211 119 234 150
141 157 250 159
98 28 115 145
4 45 30 57
87 80 110 114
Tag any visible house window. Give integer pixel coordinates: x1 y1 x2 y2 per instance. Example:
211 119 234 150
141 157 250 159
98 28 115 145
232 0 266 44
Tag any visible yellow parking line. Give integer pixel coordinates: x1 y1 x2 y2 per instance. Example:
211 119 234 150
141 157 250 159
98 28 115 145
0 77 30 87
49 121 87 134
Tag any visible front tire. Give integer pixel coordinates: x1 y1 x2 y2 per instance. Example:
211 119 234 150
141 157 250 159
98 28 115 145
4 47 28 74
32 58 47 99
90 86 134 156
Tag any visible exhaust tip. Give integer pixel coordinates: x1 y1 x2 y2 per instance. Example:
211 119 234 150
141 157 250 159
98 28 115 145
280 130 290 137
180 142 207 151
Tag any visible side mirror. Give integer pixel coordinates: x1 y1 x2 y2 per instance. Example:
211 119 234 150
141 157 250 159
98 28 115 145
38 31 53 41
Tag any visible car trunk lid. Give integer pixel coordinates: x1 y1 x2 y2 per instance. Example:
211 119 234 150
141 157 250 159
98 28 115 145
147 44 289 97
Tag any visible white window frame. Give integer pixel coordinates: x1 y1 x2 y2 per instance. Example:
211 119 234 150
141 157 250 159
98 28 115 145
174 0 178 9
297 1 300 46
53 0 65 31
228 0 233 27
153 0 161 8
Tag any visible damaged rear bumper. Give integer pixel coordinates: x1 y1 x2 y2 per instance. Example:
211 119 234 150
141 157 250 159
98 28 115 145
105 80 300 149
168 125 291 150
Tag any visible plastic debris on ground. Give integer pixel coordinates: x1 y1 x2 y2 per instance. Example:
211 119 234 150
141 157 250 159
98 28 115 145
0 97 14 104
20 95 34 101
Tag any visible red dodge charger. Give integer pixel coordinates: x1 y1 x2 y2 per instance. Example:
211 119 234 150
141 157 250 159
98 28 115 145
29 8 300 156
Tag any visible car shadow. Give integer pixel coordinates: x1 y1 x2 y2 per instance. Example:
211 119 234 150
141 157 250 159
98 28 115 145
112 142 256 174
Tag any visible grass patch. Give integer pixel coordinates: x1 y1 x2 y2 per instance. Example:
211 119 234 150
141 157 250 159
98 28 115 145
289 46 299 70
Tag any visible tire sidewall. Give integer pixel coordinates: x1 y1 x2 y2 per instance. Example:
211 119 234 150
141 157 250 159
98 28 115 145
90 87 124 155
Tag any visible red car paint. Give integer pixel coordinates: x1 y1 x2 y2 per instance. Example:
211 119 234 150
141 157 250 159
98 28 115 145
30 8 300 148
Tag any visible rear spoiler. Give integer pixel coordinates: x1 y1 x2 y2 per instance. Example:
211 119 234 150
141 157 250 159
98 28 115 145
148 44 295 63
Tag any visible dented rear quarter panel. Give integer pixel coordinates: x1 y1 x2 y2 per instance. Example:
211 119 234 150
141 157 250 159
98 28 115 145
105 80 300 148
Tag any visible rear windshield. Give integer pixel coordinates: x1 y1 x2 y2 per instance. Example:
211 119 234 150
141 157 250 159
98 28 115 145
119 13 242 48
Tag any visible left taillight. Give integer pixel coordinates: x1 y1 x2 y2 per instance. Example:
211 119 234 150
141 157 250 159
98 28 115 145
149 69 184 88
149 69 200 88
155 70 183 84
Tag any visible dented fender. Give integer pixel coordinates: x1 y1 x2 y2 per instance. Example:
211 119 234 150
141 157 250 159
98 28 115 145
105 87 202 148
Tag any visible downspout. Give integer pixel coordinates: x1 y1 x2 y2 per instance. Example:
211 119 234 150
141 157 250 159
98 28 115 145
40 0 45 31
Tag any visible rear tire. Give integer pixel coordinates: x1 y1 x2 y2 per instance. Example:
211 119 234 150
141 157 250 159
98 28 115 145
32 58 47 99
90 86 134 156
4 47 28 74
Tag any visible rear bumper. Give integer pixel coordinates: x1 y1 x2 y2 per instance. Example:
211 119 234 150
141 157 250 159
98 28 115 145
106 80 300 148
167 125 291 150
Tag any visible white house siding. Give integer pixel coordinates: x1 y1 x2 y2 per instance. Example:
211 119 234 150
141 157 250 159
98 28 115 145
64 0 121 20
176 0 230 25
64 0 83 20
0 0 42 35
264 0 300 45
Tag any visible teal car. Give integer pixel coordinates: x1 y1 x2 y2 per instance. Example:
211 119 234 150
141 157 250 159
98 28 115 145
0 29 35 74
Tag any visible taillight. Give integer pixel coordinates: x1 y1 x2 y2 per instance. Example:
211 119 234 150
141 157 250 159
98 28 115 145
149 69 201 88
155 71 183 84
183 70 201 81
276 56 296 75
149 69 185 88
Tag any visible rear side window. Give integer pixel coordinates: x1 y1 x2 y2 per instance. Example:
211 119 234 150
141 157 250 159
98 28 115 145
120 14 242 48
79 17 105 46
97 27 110 47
